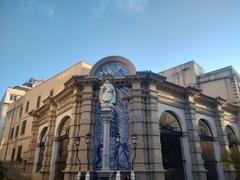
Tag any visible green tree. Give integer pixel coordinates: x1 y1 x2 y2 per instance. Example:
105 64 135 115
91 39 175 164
221 139 240 180
0 161 7 180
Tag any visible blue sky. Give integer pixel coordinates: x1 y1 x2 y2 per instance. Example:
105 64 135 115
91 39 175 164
1 0 240 96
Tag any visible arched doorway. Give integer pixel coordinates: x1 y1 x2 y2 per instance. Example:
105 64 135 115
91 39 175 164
198 119 218 180
159 111 185 180
226 125 238 154
36 127 47 172
55 116 70 180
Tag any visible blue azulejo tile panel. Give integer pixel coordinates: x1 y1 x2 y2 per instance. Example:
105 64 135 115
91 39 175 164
95 62 130 78
93 86 131 170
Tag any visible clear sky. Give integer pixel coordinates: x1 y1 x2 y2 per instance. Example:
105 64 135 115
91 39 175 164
1 0 240 96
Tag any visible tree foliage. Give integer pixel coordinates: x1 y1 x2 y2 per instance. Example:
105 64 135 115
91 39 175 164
0 161 7 180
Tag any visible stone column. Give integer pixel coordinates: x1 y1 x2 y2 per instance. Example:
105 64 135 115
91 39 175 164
129 81 165 180
101 108 112 170
25 111 40 173
130 81 147 166
237 111 240 152
145 83 165 180
78 84 94 172
41 98 57 180
215 100 235 180
64 87 82 179
185 94 207 180
129 81 147 180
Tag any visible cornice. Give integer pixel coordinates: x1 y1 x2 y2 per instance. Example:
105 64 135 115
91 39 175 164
55 88 73 104
222 103 240 114
29 109 40 118
195 106 215 117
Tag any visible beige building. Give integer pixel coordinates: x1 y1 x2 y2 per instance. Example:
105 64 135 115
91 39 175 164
160 61 240 104
198 66 240 104
1 56 240 180
0 79 44 138
160 61 204 87
0 61 91 162
0 87 28 138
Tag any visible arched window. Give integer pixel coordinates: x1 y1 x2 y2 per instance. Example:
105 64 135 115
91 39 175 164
55 116 70 180
226 125 237 144
198 119 218 180
59 118 70 137
226 125 238 153
159 111 185 180
198 119 213 141
36 127 47 172
159 111 182 133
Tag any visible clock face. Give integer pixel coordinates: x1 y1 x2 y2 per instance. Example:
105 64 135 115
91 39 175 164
59 118 70 137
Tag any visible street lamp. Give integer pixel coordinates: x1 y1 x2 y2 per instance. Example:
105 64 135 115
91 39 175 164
115 132 121 180
131 133 138 180
75 136 81 180
85 132 91 180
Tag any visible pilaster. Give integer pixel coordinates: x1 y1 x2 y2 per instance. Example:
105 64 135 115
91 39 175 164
215 100 235 180
41 98 57 180
64 87 81 179
78 84 94 172
185 94 207 180
25 111 40 173
129 81 164 180
146 83 165 179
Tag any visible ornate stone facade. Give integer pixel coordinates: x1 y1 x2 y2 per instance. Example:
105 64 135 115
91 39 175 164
1 56 240 180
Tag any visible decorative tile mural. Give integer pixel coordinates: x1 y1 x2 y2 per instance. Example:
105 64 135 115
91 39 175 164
93 86 131 170
95 62 130 78
93 62 131 170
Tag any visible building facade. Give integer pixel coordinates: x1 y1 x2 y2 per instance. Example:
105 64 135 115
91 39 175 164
160 61 240 104
1 56 240 180
0 87 28 138
0 61 91 163
0 79 44 138
198 66 240 104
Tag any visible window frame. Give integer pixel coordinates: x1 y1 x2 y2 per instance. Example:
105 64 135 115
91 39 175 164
50 89 54 96
36 96 41 108
15 125 19 138
10 127 14 139
19 106 23 117
20 120 27 135
25 101 30 113
11 148 16 161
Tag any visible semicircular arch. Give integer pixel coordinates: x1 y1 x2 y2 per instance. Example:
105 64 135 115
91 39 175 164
226 125 237 143
159 110 183 132
198 118 214 138
196 116 217 138
57 116 71 137
224 122 240 137
89 56 136 78
38 127 48 143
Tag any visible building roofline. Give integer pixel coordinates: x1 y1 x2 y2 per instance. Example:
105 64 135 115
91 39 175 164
24 61 92 91
7 61 92 107
39 61 92 84
159 60 204 73
200 65 233 77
